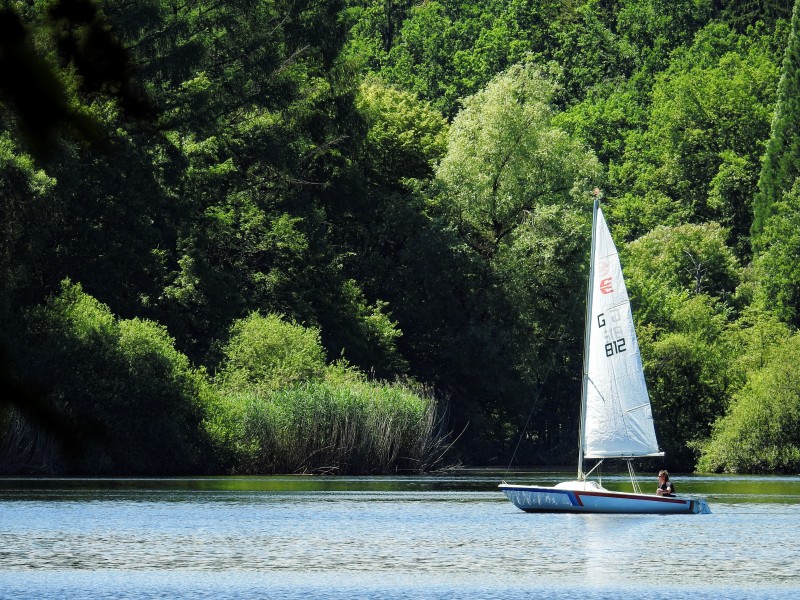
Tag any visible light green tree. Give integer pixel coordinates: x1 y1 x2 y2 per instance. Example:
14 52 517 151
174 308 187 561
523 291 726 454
697 331 800 473
624 222 741 324
437 62 600 258
216 312 326 395
433 63 601 456
355 78 448 183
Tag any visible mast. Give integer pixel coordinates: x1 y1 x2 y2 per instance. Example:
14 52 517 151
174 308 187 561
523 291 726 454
578 191 600 480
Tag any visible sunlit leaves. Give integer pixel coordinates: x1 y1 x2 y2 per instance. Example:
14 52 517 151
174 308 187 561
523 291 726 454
217 312 326 395
625 222 741 307
437 63 600 256
355 79 448 182
697 332 800 473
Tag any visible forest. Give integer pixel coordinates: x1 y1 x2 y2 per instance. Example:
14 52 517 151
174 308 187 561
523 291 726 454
1 0 799 475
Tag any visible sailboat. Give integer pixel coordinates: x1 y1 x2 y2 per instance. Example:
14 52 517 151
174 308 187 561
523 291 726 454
499 197 710 514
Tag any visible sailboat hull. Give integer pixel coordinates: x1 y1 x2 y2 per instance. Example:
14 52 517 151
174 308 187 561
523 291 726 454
499 483 710 514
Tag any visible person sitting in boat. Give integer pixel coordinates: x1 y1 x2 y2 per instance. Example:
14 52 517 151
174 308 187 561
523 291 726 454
656 470 675 496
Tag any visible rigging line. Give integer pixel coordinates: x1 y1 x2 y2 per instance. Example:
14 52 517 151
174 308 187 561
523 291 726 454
502 283 586 481
627 459 641 495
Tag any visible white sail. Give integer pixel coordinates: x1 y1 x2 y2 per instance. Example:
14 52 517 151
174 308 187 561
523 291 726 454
583 207 662 459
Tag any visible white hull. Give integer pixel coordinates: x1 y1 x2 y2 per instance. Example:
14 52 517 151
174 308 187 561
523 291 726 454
499 483 711 514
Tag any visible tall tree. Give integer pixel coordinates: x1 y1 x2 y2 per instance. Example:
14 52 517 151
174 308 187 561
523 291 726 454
624 224 742 468
752 0 800 243
752 180 800 325
437 63 600 258
435 63 601 460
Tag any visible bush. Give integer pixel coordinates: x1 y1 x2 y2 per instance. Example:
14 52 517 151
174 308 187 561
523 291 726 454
5 280 214 474
697 332 800 473
216 312 326 394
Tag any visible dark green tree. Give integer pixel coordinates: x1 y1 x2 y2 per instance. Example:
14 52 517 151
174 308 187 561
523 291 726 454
753 0 800 243
616 0 718 74
8 281 214 474
752 180 800 325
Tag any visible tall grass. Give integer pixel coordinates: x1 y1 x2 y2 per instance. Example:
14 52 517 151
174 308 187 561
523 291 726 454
207 312 452 474
207 377 448 474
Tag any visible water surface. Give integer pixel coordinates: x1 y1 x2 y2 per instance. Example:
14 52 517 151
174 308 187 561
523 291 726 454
1 471 798 599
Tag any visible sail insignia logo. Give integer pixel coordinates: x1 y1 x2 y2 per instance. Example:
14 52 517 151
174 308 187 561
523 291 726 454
599 277 614 294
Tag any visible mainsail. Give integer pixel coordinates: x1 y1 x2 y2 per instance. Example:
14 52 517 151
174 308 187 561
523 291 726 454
582 206 662 459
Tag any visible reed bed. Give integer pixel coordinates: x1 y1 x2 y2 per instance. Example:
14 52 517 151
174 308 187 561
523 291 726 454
208 378 447 474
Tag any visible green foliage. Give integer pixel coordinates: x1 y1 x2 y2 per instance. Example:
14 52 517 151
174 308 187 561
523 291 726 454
495 203 590 377
432 63 603 459
343 0 415 67
377 0 565 118
609 22 779 249
159 192 315 360
721 0 794 33
3 0 800 474
751 180 800 326
209 313 436 473
14 280 213 474
722 308 792 389
99 0 368 366
555 80 645 168
217 312 326 395
753 0 800 241
356 78 448 182
697 331 800 473
641 299 733 468
623 223 741 467
0 134 56 321
437 63 600 256
551 0 637 106
616 0 717 73
208 374 441 474
379 1 464 117
624 222 741 319
323 279 409 376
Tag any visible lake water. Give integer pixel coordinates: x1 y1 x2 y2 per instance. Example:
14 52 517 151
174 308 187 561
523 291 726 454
1 470 799 599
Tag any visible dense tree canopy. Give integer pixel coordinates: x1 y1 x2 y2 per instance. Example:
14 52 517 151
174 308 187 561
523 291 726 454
2 0 800 474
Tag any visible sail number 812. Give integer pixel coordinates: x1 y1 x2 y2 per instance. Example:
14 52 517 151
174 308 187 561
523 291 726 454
605 338 626 356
